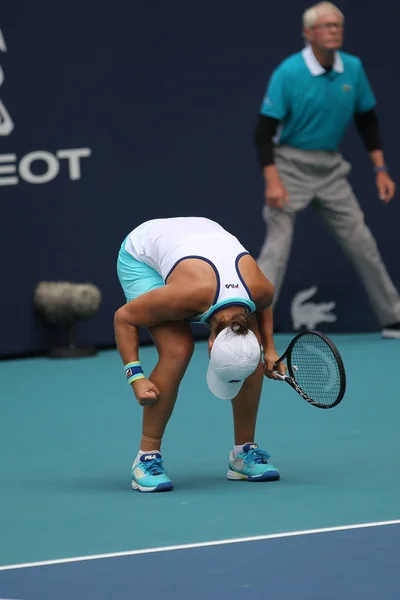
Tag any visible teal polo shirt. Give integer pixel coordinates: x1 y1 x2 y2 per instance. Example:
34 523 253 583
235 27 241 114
260 45 376 151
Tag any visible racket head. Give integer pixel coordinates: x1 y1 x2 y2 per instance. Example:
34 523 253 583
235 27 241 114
283 330 346 409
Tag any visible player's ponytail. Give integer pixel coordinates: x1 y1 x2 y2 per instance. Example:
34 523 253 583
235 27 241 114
228 313 250 335
214 312 250 337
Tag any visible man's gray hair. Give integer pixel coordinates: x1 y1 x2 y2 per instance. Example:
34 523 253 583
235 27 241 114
303 2 345 29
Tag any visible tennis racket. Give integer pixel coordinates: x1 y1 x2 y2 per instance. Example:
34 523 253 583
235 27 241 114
271 330 346 409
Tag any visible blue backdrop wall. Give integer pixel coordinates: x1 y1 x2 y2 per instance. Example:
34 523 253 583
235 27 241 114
1 0 399 356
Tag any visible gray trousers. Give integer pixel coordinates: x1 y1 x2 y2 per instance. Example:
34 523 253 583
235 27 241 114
256 145 400 326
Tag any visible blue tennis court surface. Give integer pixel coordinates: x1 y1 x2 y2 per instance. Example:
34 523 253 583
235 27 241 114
1 522 399 599
1 333 399 599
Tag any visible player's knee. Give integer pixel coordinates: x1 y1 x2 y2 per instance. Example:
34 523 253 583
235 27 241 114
114 307 126 327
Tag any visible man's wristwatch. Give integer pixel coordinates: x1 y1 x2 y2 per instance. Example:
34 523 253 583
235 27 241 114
374 165 388 173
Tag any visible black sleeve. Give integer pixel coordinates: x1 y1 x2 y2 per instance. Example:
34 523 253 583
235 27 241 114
354 108 382 152
254 114 280 168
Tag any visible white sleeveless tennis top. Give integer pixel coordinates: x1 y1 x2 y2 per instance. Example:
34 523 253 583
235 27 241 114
123 216 256 323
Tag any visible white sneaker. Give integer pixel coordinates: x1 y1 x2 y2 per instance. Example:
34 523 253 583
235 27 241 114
382 323 400 339
227 443 280 482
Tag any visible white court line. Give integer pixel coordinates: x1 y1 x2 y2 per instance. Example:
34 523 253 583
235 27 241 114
0 519 399 572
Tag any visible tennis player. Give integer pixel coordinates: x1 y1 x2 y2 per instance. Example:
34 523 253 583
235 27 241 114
115 216 286 492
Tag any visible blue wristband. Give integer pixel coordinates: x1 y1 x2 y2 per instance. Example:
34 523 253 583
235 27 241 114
124 361 145 384
374 165 388 173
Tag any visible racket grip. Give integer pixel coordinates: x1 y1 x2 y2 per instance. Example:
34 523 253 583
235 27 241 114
272 370 286 381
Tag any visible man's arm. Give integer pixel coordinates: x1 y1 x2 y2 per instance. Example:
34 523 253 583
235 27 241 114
354 109 396 203
354 108 381 153
254 114 279 169
354 108 389 170
368 150 396 203
255 64 291 210
354 61 396 203
254 114 289 209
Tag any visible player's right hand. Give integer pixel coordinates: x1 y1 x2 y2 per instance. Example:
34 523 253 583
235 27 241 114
132 378 160 406
263 349 287 381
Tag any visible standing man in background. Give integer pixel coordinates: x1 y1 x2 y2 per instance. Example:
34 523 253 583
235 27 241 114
254 1 400 338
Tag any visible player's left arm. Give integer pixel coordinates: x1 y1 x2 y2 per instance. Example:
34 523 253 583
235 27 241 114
255 306 286 379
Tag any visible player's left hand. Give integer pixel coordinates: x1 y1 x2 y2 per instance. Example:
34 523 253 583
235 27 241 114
376 171 396 204
263 349 287 381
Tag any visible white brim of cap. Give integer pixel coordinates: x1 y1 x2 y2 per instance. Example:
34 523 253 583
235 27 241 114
206 361 244 400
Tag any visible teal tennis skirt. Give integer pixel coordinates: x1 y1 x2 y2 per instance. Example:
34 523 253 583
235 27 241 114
117 242 164 302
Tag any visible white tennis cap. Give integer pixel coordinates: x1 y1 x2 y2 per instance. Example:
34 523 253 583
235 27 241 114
207 327 261 400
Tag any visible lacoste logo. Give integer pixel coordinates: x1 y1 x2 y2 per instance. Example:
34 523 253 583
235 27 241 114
291 286 337 330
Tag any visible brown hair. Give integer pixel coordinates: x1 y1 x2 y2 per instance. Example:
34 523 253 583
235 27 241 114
214 312 250 337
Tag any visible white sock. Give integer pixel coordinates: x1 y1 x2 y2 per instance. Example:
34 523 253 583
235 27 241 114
233 444 245 457
233 443 256 457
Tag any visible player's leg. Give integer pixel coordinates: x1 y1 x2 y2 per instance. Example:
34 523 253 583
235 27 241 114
116 244 194 492
131 320 195 493
227 315 280 482
141 321 194 452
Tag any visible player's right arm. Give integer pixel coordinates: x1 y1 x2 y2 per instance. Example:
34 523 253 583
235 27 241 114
114 285 201 405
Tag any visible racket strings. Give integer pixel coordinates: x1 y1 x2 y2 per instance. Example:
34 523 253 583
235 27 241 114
289 334 342 406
